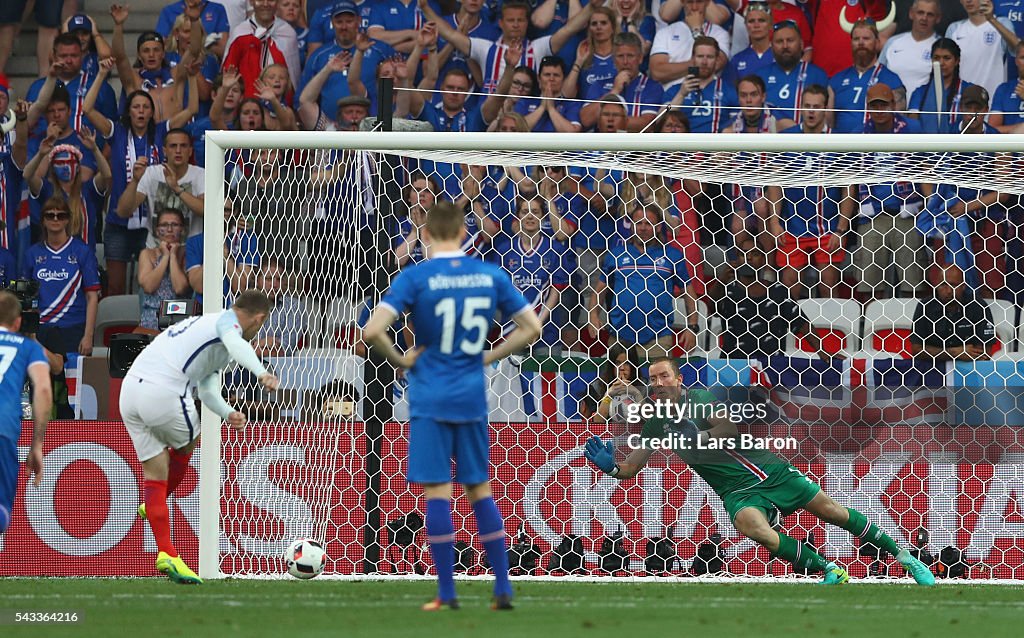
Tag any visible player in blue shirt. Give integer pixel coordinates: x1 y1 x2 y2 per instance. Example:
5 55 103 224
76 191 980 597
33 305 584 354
828 20 905 134
580 33 664 131
298 4 393 114
308 0 372 57
21 197 101 357
25 34 118 159
990 41 1024 132
491 196 570 353
756 22 828 124
155 0 230 58
405 66 486 197
516 57 584 132
765 174 854 299
727 3 775 84
589 205 697 360
665 36 738 133
367 0 434 54
919 86 1008 290
364 201 542 611
0 290 52 535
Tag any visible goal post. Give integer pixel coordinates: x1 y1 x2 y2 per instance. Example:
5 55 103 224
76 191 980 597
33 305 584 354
198 130 1024 581
198 132 226 580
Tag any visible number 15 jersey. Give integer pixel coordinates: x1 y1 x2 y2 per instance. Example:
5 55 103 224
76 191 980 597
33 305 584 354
379 250 530 422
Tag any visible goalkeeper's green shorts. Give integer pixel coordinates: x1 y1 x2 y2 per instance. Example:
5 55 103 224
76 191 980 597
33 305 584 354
722 467 821 523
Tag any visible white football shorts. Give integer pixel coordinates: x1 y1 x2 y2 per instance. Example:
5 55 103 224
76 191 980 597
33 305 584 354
120 376 199 462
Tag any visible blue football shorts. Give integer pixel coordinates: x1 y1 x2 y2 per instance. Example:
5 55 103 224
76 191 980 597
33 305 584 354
406 416 490 486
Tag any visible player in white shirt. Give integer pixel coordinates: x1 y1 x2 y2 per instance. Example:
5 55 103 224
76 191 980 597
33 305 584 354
879 0 942 95
649 1 730 91
121 290 280 584
946 0 1020 97
116 129 206 246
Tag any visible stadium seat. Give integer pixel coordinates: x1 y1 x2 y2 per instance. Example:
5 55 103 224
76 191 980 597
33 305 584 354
268 349 364 420
674 298 717 358
704 313 764 360
93 295 142 347
791 298 862 358
988 300 1020 359
858 298 920 359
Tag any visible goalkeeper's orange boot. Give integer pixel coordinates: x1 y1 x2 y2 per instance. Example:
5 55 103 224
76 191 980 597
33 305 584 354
421 598 459 611
491 594 514 610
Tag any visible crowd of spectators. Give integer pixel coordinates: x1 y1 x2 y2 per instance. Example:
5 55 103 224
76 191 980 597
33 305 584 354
1 0 1023 403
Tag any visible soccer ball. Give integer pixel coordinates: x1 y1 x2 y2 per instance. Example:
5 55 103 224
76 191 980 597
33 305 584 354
284 538 327 579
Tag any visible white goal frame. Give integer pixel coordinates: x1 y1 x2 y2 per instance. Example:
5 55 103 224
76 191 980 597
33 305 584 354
198 131 1024 580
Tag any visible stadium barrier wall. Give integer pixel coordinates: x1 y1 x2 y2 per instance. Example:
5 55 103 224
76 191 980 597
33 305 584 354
4 420 1023 579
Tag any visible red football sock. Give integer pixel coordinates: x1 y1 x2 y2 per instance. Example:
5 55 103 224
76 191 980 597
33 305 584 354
144 479 176 557
166 449 192 496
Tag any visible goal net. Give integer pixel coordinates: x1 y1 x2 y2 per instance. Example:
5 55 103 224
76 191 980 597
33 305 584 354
198 131 1024 582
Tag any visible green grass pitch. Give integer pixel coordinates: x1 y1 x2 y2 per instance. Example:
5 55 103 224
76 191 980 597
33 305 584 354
1 579 1021 638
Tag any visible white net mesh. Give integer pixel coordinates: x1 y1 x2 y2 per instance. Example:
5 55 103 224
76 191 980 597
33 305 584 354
208 132 1024 582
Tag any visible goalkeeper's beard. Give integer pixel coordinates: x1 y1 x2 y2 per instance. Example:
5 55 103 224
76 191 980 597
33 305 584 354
649 385 681 403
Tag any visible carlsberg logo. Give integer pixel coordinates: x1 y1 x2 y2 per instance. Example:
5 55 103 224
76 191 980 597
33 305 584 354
37 269 70 282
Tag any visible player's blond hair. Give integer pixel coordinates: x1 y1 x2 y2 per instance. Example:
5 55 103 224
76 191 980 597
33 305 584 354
232 290 272 316
425 201 465 242
0 290 20 327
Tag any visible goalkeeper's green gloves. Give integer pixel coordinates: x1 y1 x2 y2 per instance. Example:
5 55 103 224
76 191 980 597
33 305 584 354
584 435 619 477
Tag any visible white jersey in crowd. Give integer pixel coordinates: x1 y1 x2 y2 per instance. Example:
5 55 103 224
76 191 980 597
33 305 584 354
126 310 260 399
946 17 1016 97
218 0 251 30
651 21 730 89
468 35 555 92
879 31 939 96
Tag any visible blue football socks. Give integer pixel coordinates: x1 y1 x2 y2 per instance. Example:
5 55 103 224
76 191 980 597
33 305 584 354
425 498 457 602
473 496 512 598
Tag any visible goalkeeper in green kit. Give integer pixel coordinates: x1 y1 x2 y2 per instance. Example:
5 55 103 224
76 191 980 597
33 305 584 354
584 357 935 585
